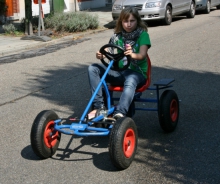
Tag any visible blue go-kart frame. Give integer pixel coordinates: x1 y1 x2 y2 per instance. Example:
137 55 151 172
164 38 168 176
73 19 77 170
30 44 179 170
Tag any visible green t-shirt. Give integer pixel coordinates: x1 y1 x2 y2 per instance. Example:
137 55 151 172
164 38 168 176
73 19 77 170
110 31 151 78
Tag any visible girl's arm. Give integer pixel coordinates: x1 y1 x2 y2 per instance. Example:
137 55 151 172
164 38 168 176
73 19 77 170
124 44 148 60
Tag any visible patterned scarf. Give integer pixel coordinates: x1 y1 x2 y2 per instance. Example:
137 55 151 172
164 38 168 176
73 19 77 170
121 27 143 69
108 27 143 71
121 27 143 48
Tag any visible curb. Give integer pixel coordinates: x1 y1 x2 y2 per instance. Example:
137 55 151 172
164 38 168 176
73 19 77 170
0 27 109 57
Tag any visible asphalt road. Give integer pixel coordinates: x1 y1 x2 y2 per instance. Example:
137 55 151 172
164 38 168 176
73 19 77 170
0 9 220 184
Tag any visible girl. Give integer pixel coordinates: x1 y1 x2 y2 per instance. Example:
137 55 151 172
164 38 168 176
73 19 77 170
88 7 151 119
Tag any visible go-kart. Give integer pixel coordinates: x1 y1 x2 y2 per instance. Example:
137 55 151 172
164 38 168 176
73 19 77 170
30 44 179 170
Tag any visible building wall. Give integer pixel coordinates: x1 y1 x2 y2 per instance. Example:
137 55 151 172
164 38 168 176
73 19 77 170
64 0 70 12
69 0 80 12
19 0 25 19
7 0 106 21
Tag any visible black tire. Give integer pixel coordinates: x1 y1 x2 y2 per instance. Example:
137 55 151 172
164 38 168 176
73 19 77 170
30 110 61 159
109 117 138 170
203 0 211 14
162 5 172 25
127 100 135 118
158 90 179 132
216 5 220 9
187 1 196 18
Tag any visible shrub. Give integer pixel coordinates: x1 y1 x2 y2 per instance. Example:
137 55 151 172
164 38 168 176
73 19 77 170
2 23 17 34
2 11 99 36
44 11 99 33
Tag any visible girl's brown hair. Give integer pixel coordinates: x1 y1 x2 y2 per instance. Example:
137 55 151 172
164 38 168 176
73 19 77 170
114 7 148 33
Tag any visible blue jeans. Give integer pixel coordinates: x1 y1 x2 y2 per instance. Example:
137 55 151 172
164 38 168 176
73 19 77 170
88 63 146 115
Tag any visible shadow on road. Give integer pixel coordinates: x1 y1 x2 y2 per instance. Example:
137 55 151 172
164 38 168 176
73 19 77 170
21 134 118 171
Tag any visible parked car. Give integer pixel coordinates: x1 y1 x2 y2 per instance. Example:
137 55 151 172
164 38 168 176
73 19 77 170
112 0 196 25
196 0 220 14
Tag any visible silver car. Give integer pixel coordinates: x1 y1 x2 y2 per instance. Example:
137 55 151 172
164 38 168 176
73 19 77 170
112 0 196 25
196 0 220 13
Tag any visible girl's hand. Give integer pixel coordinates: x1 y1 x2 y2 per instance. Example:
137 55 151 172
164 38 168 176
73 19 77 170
124 44 133 58
124 44 149 60
96 51 104 59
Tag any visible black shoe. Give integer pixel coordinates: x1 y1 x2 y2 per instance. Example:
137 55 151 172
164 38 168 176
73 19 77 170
113 112 124 120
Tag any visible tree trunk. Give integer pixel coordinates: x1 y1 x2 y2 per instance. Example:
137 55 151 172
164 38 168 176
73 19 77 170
25 0 33 35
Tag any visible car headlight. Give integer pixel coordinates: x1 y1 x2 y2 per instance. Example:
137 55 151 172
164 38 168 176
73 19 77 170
113 4 122 10
145 2 162 8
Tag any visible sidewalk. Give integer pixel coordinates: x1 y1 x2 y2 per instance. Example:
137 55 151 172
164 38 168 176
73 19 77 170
0 6 115 57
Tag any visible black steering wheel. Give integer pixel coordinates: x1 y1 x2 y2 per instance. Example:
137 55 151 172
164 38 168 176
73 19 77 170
99 44 131 71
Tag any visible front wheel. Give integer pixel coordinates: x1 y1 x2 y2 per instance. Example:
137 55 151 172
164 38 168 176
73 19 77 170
158 90 179 132
216 5 220 9
30 110 61 159
162 5 172 25
187 1 195 18
109 117 138 170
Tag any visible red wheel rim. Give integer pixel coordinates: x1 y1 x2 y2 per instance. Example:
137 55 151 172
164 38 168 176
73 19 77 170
123 128 135 158
170 99 178 122
44 121 59 148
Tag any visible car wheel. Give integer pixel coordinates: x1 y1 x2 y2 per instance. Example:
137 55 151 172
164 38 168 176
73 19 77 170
187 1 195 18
162 5 172 25
204 0 211 14
216 5 220 9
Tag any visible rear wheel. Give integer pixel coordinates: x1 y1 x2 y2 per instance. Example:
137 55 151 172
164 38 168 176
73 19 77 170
158 90 179 132
30 110 61 158
109 117 137 170
162 5 172 25
216 5 220 9
187 1 195 18
203 0 211 14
